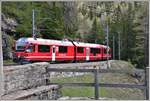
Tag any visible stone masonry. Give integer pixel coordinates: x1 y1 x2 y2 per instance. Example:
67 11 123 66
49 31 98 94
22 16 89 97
2 62 61 100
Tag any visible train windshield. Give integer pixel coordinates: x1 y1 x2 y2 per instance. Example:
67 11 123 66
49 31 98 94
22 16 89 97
16 45 26 52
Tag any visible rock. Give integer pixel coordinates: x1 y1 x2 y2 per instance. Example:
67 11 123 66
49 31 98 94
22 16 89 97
130 68 145 83
2 14 18 59
2 14 17 32
58 96 70 100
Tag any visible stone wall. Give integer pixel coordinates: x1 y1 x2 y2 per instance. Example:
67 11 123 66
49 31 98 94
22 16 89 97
2 62 61 100
2 85 61 100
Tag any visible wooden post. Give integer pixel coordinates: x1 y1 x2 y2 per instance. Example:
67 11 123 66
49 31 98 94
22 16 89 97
0 1 4 98
94 67 99 100
118 32 120 60
146 67 149 100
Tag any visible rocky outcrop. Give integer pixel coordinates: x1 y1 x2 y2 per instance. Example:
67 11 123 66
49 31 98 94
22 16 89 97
2 14 17 59
2 14 17 32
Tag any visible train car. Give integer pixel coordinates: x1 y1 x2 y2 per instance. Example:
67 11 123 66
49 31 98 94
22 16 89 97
13 37 111 64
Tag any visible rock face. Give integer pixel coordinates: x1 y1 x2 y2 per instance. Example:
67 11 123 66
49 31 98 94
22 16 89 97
2 14 17 59
2 14 17 32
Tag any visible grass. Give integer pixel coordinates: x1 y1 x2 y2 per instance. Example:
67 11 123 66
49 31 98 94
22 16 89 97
60 87 107 97
3 59 15 64
50 73 144 100
50 74 107 98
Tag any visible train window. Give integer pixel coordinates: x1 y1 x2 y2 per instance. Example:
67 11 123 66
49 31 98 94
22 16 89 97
104 48 107 54
96 48 100 53
59 46 67 53
77 47 84 53
26 45 35 52
90 48 100 54
38 45 50 52
16 46 25 52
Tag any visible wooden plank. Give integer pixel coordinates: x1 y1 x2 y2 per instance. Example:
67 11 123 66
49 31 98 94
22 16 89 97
98 69 131 73
47 68 132 74
48 61 106 68
48 83 145 89
47 68 95 73
0 1 4 97
48 83 93 86
99 83 145 89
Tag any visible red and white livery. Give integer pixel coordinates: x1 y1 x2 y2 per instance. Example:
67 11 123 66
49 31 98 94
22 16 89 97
13 37 111 64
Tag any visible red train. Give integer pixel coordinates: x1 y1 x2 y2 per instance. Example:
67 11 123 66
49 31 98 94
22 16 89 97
13 37 111 64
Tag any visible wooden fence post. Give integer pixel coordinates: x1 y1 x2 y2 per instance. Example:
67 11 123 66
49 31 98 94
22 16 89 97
94 67 99 100
0 1 4 99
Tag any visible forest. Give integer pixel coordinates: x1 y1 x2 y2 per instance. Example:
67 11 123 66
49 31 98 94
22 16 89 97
2 1 149 68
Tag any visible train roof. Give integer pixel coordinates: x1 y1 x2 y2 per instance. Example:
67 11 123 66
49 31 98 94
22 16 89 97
16 37 109 48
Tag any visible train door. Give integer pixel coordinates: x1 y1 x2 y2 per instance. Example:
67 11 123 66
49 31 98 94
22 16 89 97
52 46 55 61
86 47 89 61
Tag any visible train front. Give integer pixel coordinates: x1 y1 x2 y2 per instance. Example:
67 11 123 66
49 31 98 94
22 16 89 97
12 38 31 64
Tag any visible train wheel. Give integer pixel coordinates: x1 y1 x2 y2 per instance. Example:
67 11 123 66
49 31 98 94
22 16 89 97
19 59 31 65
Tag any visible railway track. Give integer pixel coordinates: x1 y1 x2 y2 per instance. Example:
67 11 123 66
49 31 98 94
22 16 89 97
3 63 20 66
3 60 109 67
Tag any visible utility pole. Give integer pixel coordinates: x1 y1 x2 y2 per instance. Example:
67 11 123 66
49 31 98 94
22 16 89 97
113 35 115 60
145 2 149 100
118 32 120 60
106 17 110 68
32 9 36 40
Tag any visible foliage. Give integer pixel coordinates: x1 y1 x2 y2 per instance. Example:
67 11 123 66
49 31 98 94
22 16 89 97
2 2 65 39
2 1 148 68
